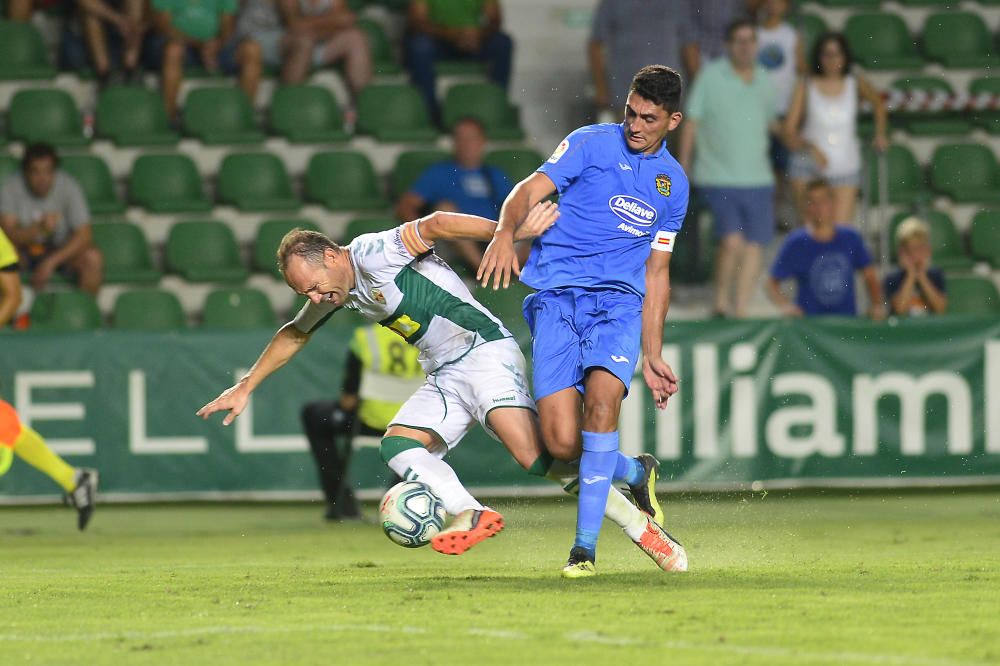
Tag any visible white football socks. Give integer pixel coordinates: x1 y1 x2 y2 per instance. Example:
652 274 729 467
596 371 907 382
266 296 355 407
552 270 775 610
386 447 484 515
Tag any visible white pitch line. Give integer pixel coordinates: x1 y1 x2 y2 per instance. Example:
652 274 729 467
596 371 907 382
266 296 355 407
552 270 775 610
0 623 990 666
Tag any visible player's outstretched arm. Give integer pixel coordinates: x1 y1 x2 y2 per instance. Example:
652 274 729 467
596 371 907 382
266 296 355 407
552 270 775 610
641 251 679 410
478 172 556 290
196 322 311 425
419 201 559 244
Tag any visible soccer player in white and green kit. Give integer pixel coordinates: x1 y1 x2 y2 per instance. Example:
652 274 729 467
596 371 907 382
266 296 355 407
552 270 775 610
198 205 683 566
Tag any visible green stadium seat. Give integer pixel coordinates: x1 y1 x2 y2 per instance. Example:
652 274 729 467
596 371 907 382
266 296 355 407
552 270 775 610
812 0 881 6
889 77 972 136
946 276 1000 315
486 149 545 185
96 86 179 146
29 291 102 331
969 211 1000 268
341 217 398 243
844 13 923 70
0 154 19 184
305 151 387 211
91 222 161 284
0 21 57 79
112 289 186 330
889 211 973 271
473 281 532 343
897 0 957 5
866 144 927 205
183 87 265 145
443 83 524 140
128 154 211 213
270 85 348 143
798 14 828 54
254 219 321 279
356 84 438 142
930 144 1000 204
391 149 449 197
670 202 714 285
166 221 249 283
357 18 401 75
202 287 276 329
60 155 125 216
8 89 88 147
922 12 998 69
969 77 1000 134
217 153 299 212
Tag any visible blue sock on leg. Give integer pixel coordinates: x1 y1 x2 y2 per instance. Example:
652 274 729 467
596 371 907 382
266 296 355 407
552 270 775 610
574 431 619 560
613 452 644 486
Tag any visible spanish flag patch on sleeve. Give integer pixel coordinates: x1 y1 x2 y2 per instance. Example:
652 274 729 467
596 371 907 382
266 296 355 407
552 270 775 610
651 230 677 253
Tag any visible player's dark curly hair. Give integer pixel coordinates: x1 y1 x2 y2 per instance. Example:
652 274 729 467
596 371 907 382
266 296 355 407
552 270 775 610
811 32 853 76
21 142 59 171
628 65 683 113
276 229 340 275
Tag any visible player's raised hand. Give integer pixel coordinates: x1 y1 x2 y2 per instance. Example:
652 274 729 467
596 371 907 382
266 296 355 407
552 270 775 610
514 201 559 241
196 383 250 426
477 231 519 290
642 356 679 410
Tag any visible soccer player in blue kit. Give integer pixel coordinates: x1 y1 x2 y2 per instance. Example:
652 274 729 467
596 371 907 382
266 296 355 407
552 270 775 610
479 65 690 577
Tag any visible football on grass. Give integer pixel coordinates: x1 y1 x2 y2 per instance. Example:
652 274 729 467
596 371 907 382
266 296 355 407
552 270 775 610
379 481 446 548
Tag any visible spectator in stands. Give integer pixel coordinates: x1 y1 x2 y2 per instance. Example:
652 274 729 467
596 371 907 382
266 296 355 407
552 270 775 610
679 19 778 319
405 0 513 123
61 0 148 89
755 0 802 179
0 227 21 328
682 0 749 80
396 117 513 273
6 0 59 21
0 143 103 296
767 179 884 318
884 216 948 317
145 0 263 122
588 0 695 122
783 32 888 225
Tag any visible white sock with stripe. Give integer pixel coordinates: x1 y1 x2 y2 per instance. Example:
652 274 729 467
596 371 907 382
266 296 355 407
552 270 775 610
386 447 484 516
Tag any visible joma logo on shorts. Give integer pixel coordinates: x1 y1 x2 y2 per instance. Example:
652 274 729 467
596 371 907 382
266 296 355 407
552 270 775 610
609 196 657 227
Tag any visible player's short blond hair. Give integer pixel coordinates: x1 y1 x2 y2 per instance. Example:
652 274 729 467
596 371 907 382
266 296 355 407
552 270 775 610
276 229 339 275
895 216 930 247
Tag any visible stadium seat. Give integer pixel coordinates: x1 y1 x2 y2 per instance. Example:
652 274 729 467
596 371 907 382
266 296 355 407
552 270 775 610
217 153 299 212
436 60 487 76
201 287 276 329
866 144 927 205
0 20 57 79
669 203 714 285
96 86 179 146
357 18 401 75
166 221 249 283
91 222 161 284
442 83 525 140
391 149 449 197
930 144 1000 204
112 289 186 330
0 154 19 184
341 217 397 243
946 276 1000 315
812 0 881 6
128 154 211 213
305 151 387 211
922 12 998 69
969 211 1000 268
844 14 923 70
7 89 88 146
270 85 348 143
183 87 265 145
969 77 1000 134
254 219 320 279
473 281 532 343
60 155 125 216
888 211 973 271
889 77 972 136
29 291 102 331
798 14 828 53
486 149 545 185
356 84 437 142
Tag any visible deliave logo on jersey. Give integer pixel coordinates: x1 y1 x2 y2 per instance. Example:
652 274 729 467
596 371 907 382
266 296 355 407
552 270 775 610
608 195 657 227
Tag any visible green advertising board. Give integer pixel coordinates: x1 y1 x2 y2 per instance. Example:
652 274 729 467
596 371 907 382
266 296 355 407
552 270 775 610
1 316 999 501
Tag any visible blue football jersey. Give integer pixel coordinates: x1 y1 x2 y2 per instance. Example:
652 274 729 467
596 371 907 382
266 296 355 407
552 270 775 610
521 123 690 297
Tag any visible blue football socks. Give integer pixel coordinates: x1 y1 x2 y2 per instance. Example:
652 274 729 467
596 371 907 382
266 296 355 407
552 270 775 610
574 431 619 559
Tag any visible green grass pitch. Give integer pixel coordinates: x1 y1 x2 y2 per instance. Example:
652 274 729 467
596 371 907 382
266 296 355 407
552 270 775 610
2 490 999 666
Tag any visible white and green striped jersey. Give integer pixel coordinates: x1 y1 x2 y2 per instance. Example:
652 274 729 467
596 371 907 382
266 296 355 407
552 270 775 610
292 221 513 374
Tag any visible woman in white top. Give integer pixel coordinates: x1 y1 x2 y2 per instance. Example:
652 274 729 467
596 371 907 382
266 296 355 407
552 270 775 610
784 32 887 225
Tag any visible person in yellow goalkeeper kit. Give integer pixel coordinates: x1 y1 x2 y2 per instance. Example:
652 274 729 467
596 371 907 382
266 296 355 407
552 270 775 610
0 399 98 530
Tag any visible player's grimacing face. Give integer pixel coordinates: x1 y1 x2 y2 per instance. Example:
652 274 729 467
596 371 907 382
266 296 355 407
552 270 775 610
623 93 682 155
286 250 349 307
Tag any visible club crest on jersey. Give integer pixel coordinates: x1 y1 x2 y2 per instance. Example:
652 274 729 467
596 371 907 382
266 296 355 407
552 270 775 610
608 195 657 227
370 288 386 305
655 174 671 197
547 139 569 163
